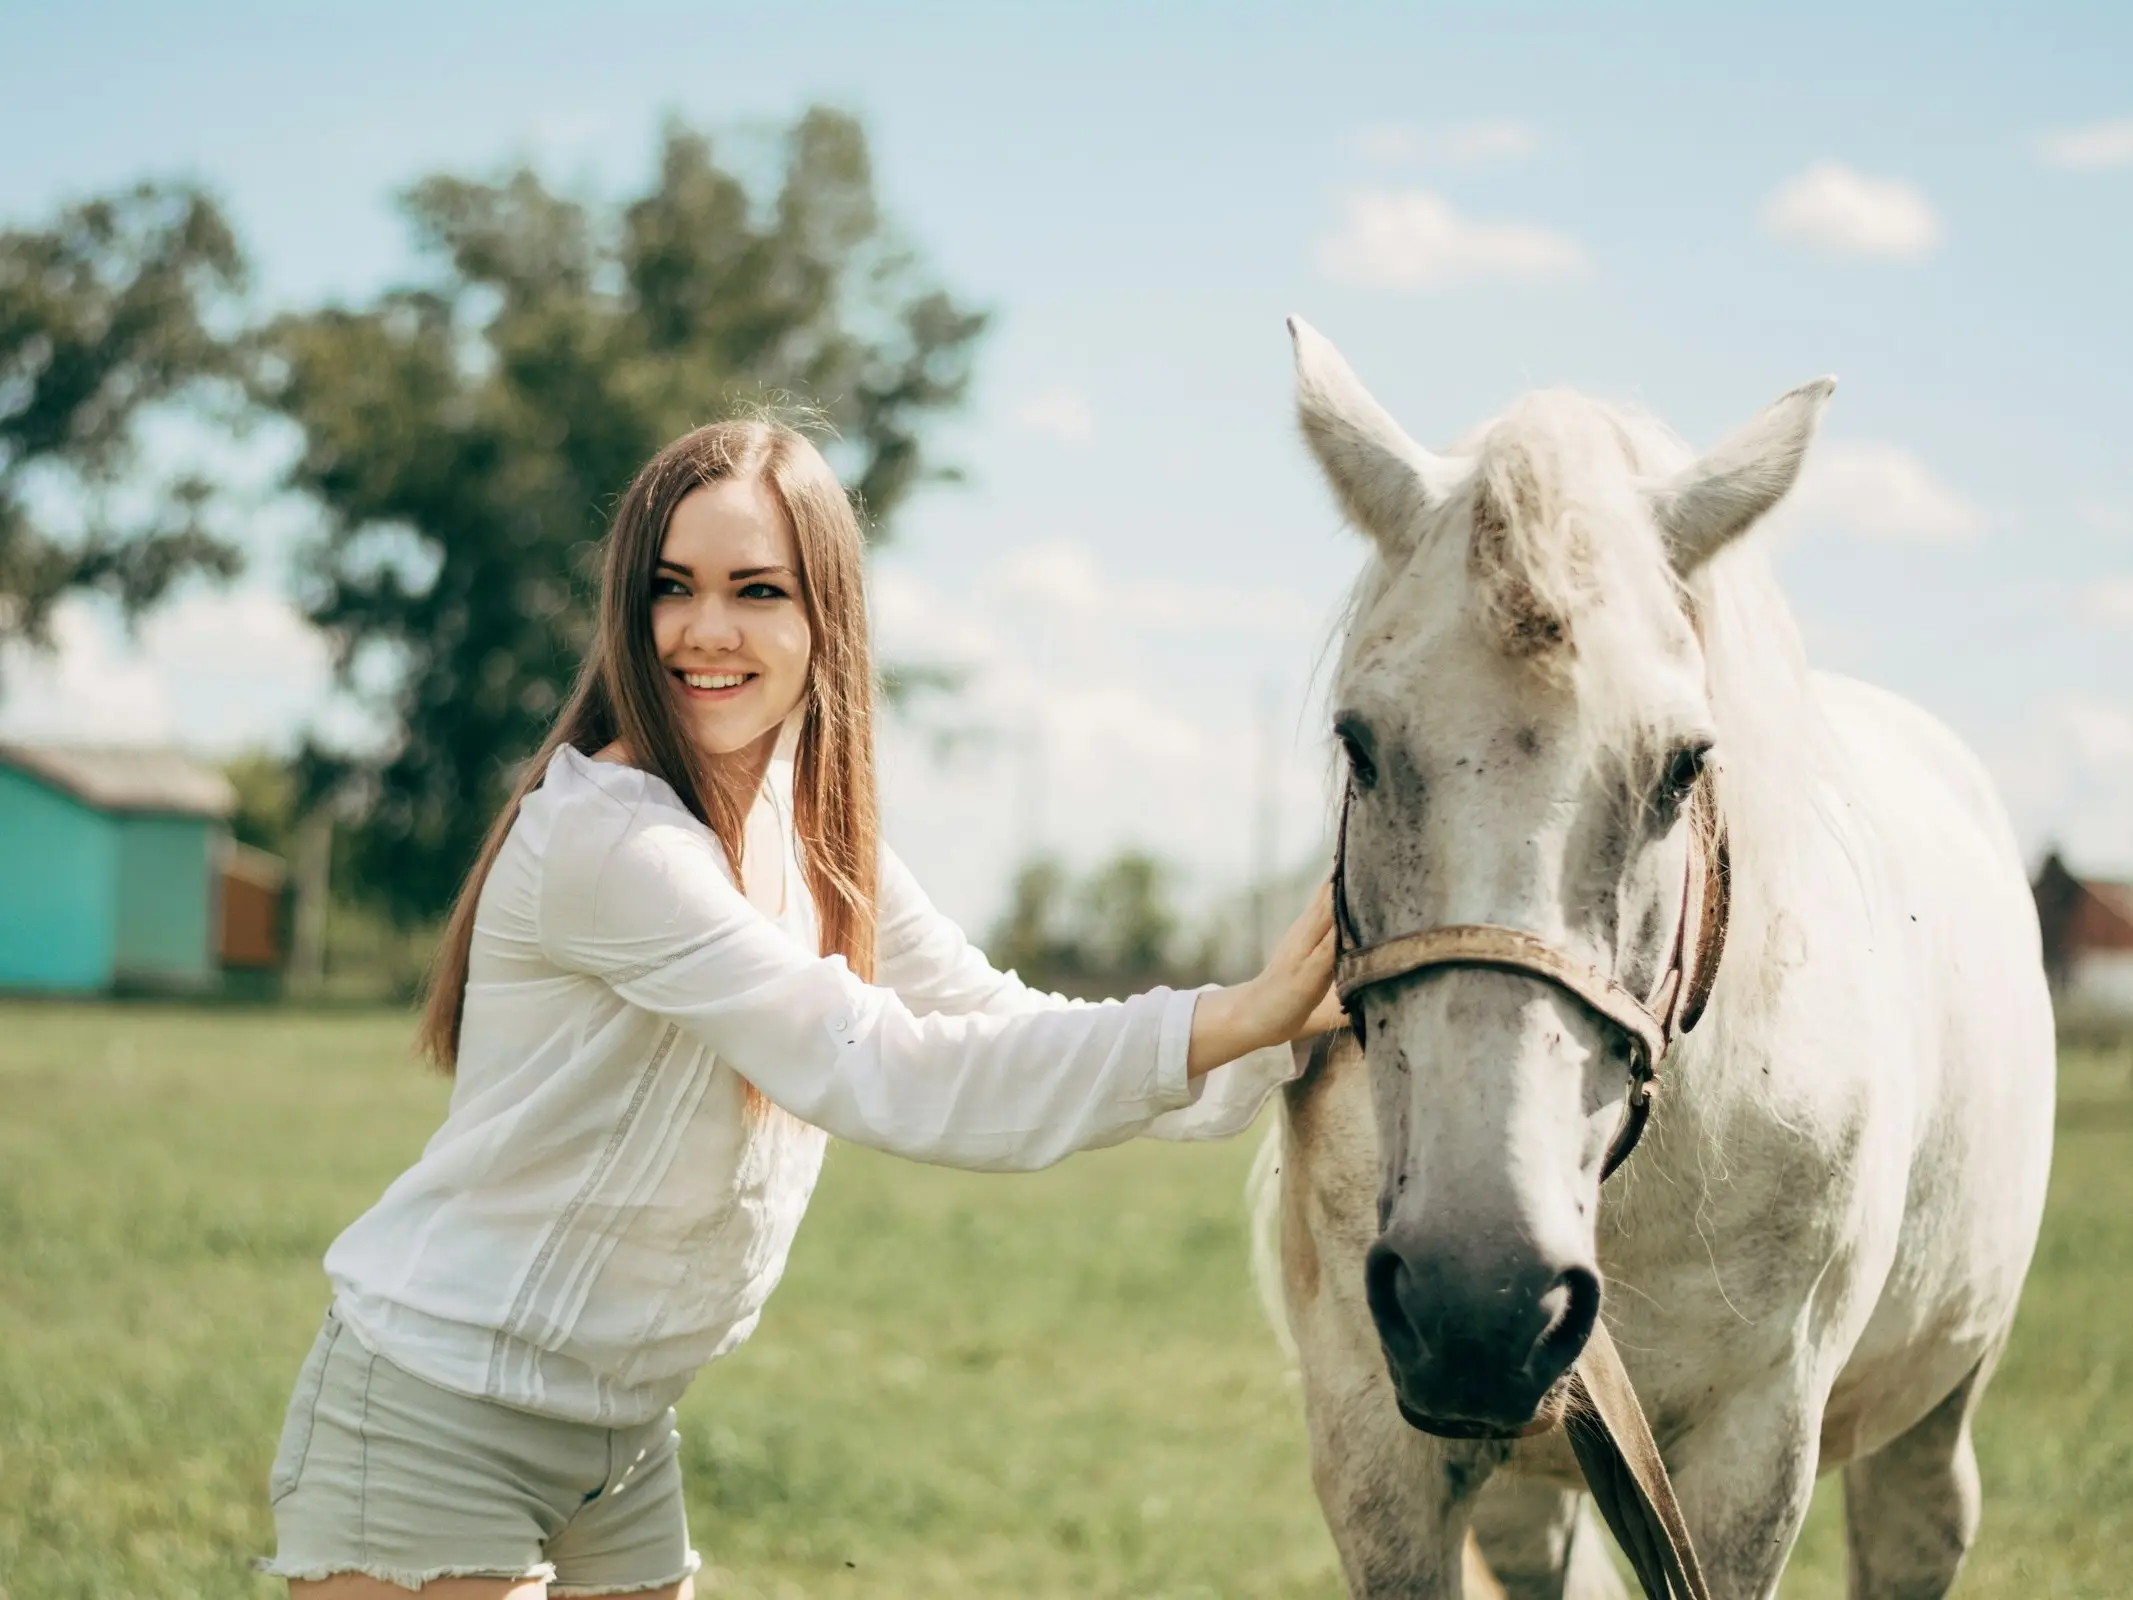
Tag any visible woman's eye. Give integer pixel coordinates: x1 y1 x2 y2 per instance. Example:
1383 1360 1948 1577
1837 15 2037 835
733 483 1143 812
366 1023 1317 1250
652 576 688 598
739 582 788 601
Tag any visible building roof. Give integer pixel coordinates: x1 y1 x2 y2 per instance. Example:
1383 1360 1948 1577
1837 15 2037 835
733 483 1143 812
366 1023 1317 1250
2080 878 2133 951
220 838 288 888
0 743 236 819
2036 851 2133 957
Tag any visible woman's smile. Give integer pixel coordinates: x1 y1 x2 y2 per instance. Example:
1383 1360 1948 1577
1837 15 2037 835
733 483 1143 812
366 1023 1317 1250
675 668 759 700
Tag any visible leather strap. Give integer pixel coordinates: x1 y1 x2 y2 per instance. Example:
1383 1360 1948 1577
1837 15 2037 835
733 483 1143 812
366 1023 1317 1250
1329 780 1722 1049
1676 805 1731 1036
1566 1324 1716 1600
1337 924 1668 1069
1330 774 1725 1181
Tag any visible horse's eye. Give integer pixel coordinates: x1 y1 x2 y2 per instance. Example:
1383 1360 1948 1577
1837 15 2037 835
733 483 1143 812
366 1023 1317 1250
1335 716 1378 790
1343 737 1377 789
1660 741 1712 803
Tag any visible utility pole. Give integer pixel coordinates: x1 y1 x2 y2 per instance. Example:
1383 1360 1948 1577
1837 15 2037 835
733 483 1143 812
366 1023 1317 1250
1251 679 1281 967
1014 721 1045 872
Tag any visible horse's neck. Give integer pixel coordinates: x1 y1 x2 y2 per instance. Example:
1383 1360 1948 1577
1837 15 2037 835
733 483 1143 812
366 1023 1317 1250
1665 558 1843 1109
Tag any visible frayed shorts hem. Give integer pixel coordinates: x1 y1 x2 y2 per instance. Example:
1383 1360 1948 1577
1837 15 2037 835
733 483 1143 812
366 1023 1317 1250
549 1549 702 1595
253 1557 558 1588
251 1549 702 1593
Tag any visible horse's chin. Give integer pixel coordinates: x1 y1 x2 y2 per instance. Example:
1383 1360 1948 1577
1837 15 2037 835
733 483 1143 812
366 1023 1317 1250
1395 1379 1571 1441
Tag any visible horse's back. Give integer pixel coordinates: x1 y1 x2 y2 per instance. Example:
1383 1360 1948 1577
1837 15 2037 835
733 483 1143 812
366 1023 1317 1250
1815 672 2029 899
1813 669 2052 1066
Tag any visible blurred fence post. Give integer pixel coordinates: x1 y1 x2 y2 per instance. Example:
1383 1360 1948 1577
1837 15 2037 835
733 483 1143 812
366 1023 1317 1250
290 810 332 995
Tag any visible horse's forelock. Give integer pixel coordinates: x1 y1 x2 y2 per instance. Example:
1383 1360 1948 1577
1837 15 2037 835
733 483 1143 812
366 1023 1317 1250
1462 392 1691 663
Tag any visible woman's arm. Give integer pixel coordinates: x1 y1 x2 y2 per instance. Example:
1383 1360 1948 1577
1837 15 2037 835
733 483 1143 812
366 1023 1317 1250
1147 907 1345 1139
875 846 1341 1139
537 797 1332 1172
873 847 1073 1019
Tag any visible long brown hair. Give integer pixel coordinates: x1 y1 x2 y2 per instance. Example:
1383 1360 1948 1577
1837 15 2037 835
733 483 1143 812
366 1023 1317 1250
417 419 880 1071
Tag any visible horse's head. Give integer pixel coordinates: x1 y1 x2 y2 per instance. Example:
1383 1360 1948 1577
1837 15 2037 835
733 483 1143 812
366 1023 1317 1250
1291 317 1829 1438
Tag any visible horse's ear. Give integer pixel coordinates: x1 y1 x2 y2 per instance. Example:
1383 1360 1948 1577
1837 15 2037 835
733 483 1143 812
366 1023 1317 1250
1289 316 1462 559
1654 377 1837 571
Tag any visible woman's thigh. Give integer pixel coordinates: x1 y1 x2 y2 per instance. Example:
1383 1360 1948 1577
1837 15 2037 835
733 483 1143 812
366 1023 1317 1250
286 1578 692 1600
289 1578 548 1600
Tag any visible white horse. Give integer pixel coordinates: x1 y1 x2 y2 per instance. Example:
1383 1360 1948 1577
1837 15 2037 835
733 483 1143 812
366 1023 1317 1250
1256 319 2055 1599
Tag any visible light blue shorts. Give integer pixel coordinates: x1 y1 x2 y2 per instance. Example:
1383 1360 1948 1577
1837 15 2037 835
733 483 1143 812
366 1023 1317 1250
261 1309 701 1595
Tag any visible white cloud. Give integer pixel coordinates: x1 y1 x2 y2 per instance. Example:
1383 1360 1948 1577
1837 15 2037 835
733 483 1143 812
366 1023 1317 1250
870 566 1004 671
1356 119 1541 166
0 586 346 755
869 541 1339 931
1783 441 1984 541
2034 116 2133 171
2078 500 2133 536
1987 696 2133 876
2058 699 2133 766
0 601 174 745
990 541 1321 638
1009 386 1096 447
1762 163 1942 261
1316 188 1589 291
2083 579 2133 626
528 109 615 150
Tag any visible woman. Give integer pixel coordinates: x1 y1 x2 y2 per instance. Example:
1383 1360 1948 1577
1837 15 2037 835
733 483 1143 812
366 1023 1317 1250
263 419 1338 1598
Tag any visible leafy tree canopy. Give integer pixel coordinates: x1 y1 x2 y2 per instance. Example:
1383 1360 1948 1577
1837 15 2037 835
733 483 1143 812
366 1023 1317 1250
222 749 300 859
263 109 988 923
0 182 247 653
987 851 1193 996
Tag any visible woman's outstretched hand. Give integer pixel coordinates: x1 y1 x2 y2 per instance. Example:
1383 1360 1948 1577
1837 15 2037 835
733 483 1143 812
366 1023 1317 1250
1186 882 1344 1077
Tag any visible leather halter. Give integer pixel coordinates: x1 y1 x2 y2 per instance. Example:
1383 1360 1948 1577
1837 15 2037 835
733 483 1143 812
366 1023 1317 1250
1327 770 1732 1600
1330 770 1729 1181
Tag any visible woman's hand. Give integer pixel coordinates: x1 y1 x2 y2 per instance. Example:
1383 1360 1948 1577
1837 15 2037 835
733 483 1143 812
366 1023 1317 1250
1186 882 1342 1077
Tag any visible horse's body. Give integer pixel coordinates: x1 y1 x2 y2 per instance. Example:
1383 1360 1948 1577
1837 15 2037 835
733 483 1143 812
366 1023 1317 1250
1260 322 2055 1598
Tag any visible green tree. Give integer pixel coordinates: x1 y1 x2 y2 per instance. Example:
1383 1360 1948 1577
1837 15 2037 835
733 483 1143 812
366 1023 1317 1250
221 749 299 858
261 110 988 923
984 850 1189 995
0 182 247 657
987 858 1084 987
1075 851 1180 987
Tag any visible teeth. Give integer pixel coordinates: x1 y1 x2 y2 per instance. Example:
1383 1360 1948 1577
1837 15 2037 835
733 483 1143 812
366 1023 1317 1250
683 672 749 690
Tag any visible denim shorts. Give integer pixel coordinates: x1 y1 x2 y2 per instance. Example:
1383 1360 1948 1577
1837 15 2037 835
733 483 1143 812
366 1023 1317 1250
261 1308 701 1595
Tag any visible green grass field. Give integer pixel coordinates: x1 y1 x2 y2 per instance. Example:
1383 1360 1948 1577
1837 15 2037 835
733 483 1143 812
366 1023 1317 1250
1 1004 2128 1598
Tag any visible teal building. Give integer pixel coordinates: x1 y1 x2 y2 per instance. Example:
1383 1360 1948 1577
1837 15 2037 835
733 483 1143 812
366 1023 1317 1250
0 744 241 995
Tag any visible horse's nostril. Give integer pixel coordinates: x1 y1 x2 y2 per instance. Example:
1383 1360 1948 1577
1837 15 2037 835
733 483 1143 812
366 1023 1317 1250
1529 1265 1601 1381
1364 1242 1426 1364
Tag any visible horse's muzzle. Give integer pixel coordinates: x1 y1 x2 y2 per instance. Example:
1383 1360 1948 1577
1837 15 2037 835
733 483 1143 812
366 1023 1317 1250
1364 1234 1601 1437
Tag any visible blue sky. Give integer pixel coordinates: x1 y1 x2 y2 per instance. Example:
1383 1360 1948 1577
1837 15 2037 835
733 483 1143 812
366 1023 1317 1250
4 2 2130 928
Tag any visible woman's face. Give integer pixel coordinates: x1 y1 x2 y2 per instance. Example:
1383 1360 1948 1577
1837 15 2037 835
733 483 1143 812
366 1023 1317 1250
650 476 813 761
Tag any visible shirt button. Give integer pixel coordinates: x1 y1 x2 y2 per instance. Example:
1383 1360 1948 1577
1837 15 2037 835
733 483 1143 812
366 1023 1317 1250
827 1011 853 1035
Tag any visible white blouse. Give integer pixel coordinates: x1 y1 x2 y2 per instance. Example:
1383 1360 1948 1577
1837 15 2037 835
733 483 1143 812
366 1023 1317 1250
324 745 1294 1426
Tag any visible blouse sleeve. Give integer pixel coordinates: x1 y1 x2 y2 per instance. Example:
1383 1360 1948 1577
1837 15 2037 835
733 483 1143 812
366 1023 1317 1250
1139 1044 1298 1140
535 793 1199 1171
874 847 1079 1019
873 846 1297 1139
